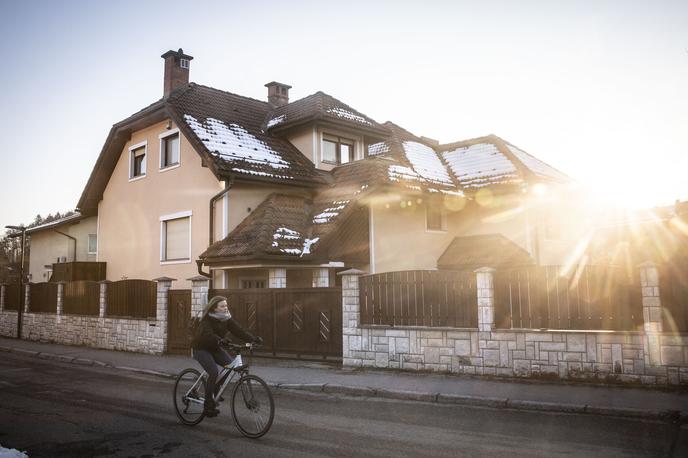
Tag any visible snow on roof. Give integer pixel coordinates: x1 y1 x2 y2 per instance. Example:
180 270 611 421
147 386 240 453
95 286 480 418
267 114 286 128
388 164 422 182
274 227 300 239
326 107 372 125
443 143 520 187
184 115 290 170
272 226 320 257
505 143 569 182
313 200 350 224
367 141 390 156
402 141 453 185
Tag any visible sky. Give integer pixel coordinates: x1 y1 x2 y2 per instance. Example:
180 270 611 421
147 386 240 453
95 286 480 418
0 0 687 232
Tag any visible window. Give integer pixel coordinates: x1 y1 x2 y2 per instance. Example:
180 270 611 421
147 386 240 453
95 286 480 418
160 129 180 169
240 279 266 289
180 58 190 69
322 134 355 165
160 211 192 263
129 141 147 180
426 205 446 231
88 234 97 254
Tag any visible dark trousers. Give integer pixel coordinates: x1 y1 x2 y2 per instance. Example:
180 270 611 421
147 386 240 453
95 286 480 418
193 348 233 408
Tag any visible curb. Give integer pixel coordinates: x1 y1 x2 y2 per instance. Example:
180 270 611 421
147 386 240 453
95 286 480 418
5 345 684 422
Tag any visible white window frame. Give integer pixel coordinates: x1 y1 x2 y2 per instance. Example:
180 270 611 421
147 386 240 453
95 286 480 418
318 129 363 166
159 128 181 172
160 210 192 265
87 234 97 255
180 58 190 69
425 205 447 233
128 141 148 182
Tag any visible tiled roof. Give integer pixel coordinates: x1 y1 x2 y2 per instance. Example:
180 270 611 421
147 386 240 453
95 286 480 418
200 193 324 262
167 84 326 185
437 234 534 270
266 91 387 135
26 213 85 234
439 135 571 189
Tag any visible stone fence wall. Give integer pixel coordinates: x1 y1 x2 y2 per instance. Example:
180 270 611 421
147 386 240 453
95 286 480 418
340 263 688 386
0 278 175 354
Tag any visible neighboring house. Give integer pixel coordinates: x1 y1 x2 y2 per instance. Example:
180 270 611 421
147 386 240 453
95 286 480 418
76 48 577 289
25 213 98 282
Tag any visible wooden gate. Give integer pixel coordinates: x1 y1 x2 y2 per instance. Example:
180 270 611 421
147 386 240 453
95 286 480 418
167 289 192 354
210 288 342 360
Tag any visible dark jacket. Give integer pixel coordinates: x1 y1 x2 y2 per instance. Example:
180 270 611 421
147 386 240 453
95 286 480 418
191 315 256 352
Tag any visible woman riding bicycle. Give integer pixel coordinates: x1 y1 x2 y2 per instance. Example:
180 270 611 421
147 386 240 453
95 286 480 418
191 296 262 417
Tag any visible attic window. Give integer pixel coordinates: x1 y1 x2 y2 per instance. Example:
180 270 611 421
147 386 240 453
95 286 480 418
128 141 147 181
180 58 190 69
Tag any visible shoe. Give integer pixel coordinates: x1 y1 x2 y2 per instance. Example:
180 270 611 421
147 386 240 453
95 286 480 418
204 406 220 417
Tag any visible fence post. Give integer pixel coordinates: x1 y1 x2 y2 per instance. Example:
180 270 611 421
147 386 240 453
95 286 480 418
268 268 287 288
188 276 210 317
475 267 496 332
98 280 111 318
153 277 175 322
56 282 64 317
639 261 662 366
338 269 366 366
24 283 31 313
312 268 330 288
0 284 5 312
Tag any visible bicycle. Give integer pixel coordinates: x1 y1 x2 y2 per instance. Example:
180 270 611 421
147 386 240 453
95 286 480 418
173 342 275 438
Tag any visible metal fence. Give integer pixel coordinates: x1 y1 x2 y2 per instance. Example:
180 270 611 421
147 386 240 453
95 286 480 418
659 259 688 332
63 281 101 316
359 270 477 327
106 279 156 319
494 265 643 331
29 282 58 313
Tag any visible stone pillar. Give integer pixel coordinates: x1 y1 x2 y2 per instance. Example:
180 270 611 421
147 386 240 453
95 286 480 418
269 268 287 288
24 283 31 313
639 262 662 366
188 276 210 317
56 282 65 316
312 268 330 288
0 284 5 312
338 269 366 366
153 277 175 322
475 267 496 332
98 280 111 318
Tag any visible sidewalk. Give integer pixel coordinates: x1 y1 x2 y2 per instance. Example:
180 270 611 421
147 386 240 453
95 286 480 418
2 337 687 420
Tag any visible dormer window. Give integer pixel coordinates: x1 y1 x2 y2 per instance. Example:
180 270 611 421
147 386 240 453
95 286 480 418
322 134 354 165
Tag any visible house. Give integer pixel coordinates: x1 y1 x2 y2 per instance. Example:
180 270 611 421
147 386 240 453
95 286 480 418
24 213 99 282
76 48 576 290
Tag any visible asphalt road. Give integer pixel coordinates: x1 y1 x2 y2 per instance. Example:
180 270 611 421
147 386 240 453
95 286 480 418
0 352 686 457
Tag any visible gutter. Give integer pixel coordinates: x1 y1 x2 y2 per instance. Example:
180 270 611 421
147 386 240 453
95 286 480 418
54 230 77 262
197 178 234 279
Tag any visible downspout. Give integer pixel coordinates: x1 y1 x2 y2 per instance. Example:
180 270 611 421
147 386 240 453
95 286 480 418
54 230 77 262
198 178 233 279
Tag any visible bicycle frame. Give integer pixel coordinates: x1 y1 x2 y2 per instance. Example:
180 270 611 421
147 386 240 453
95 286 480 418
184 353 246 407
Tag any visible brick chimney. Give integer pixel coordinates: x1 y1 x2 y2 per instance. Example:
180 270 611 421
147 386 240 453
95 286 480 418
265 81 291 107
161 48 193 97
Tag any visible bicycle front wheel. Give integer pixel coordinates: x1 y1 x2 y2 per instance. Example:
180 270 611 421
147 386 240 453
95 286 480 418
230 374 275 438
173 368 207 425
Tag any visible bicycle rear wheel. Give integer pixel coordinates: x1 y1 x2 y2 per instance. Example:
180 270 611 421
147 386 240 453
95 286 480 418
173 368 207 425
230 374 274 438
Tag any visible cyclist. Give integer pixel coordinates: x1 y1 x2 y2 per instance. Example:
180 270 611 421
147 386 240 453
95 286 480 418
191 295 262 417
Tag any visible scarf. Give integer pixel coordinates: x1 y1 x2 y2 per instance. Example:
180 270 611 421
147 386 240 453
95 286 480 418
209 311 231 322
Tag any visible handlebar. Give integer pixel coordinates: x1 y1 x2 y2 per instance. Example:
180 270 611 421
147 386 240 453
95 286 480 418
219 341 260 351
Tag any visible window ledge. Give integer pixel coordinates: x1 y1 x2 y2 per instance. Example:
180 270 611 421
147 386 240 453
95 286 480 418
159 163 180 173
425 229 447 234
128 174 146 183
160 259 191 265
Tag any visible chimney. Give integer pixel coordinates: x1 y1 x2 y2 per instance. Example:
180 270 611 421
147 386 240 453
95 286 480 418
161 48 193 97
265 81 291 107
